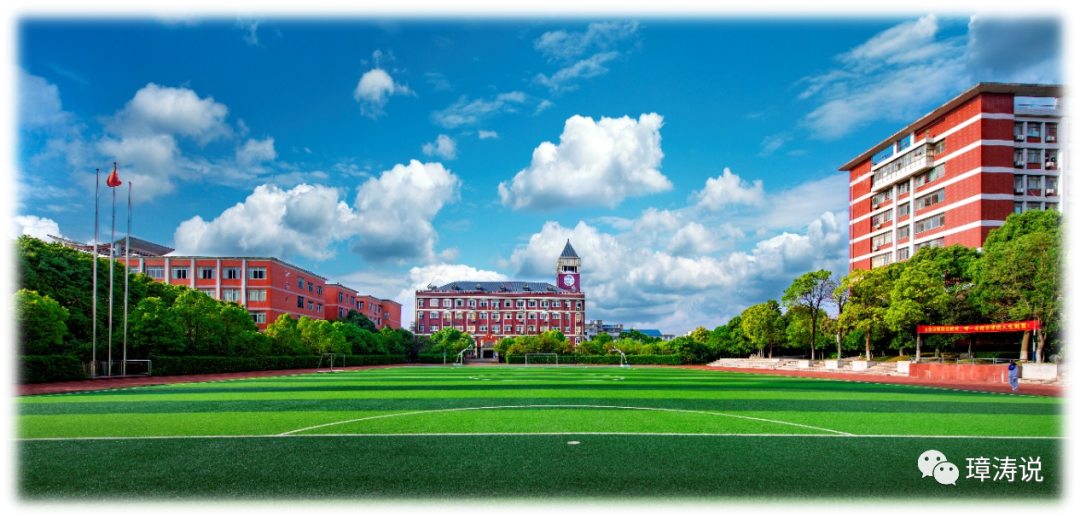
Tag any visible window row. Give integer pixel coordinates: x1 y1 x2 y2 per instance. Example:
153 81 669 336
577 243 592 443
418 298 583 309
418 325 576 334
422 311 581 321
192 288 268 302
1014 201 1059 214
144 265 270 281
1013 175 1059 197
1014 148 1059 169
1014 121 1058 142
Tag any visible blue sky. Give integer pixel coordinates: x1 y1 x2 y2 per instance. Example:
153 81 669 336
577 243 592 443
13 14 1063 333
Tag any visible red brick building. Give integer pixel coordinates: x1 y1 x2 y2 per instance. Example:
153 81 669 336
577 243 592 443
413 240 586 357
55 236 405 332
840 83 1066 271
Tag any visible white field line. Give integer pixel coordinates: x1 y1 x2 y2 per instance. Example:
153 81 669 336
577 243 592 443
17 433 1066 442
278 404 855 436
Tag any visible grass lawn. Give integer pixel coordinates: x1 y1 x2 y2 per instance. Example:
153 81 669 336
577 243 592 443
17 366 1063 500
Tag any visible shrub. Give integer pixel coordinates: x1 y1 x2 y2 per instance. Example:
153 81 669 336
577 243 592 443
415 353 449 364
149 355 404 376
504 354 680 365
20 355 87 384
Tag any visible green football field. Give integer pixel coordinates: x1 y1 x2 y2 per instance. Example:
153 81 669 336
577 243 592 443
17 366 1063 500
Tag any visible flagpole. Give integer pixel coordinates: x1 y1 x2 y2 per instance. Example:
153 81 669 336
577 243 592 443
109 166 116 377
92 169 99 378
123 181 131 376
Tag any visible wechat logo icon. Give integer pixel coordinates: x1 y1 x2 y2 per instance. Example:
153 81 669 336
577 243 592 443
919 450 959 485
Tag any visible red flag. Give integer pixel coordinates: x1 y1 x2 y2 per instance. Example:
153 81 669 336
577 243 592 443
106 163 122 188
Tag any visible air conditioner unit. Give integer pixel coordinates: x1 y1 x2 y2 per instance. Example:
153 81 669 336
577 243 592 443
1015 162 1025 168
1046 136 1056 142
1015 135 1026 141
1047 190 1057 196
873 245 880 251
1046 161 1056 168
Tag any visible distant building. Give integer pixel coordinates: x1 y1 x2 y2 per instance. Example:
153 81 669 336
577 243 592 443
53 236 401 331
584 320 623 340
414 240 586 357
841 83 1067 271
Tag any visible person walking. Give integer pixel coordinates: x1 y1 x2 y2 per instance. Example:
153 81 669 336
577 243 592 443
1007 360 1020 392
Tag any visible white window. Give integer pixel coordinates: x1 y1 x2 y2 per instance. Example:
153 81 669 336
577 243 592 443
898 182 910 195
516 326 523 333
249 311 266 324
1015 122 1025 141
430 311 438 319
198 288 216 298
1027 148 1041 165
456 299 464 307
1014 201 1025 214
317 303 322 312
871 231 893 249
915 214 945 234
1015 149 1026 167
493 313 501 321
1046 176 1058 196
870 253 892 269
480 326 488 332
172 267 189 279
224 267 241 279
898 247 911 261
128 266 140 274
221 289 241 302
915 189 945 211
528 300 537 307
1045 149 1058 169
898 203 910 217
528 313 536 319
418 324 425 333
468 300 476 307
443 299 451 308
915 165 945 186
541 300 549 308
1027 176 1042 196
1014 175 1026 195
898 226 910 240
307 301 314 311
1046 123 1058 142
553 313 561 320
916 237 945 250
431 326 440 332
1027 121 1042 138
551 301 561 308
516 300 525 308
247 289 267 302
528 326 535 332
198 267 215 280
248 267 266 280
479 300 488 308
870 209 893 228
145 266 164 279
298 277 305 289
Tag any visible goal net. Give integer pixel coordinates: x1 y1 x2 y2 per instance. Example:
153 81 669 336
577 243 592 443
525 353 559 366
317 353 340 373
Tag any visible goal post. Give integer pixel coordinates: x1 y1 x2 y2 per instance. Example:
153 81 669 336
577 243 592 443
524 353 558 366
316 352 340 373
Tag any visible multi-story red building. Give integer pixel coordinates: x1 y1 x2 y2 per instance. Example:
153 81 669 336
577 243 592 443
413 240 586 357
324 283 401 329
841 83 1066 271
55 236 404 331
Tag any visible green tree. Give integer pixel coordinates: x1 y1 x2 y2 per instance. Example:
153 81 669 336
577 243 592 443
669 336 708 364
741 300 783 358
129 296 184 356
15 289 70 356
340 310 377 332
220 303 258 356
829 274 850 359
784 306 832 356
974 211 1063 362
620 328 659 344
976 230 1062 363
688 326 711 344
837 268 893 360
708 316 754 358
428 328 475 358
170 290 225 355
781 269 834 360
379 327 406 355
885 259 948 359
265 313 303 355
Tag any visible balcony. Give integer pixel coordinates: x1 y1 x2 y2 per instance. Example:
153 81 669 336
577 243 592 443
871 144 935 193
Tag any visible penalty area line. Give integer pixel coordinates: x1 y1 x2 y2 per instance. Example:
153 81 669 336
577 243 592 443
16 433 1068 442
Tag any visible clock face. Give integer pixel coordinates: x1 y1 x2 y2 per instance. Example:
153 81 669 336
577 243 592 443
563 274 575 286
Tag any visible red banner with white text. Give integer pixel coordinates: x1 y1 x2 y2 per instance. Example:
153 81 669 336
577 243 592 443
918 321 1040 334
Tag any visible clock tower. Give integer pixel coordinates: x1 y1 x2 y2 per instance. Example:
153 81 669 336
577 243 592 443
556 240 581 293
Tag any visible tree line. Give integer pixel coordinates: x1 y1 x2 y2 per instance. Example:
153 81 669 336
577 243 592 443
14 236 414 359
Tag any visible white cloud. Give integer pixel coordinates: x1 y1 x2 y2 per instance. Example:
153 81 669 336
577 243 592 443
535 51 620 94
535 100 554 114
966 17 1062 83
96 134 181 203
478 130 498 140
533 21 640 94
152 4 203 27
18 69 67 129
503 210 846 334
354 53 414 120
431 92 527 129
795 15 966 139
344 160 461 263
236 18 261 46
108 83 231 144
535 21 639 63
498 113 670 211
694 168 765 210
13 215 62 241
425 71 452 91
422 134 458 160
174 184 354 260
236 137 277 165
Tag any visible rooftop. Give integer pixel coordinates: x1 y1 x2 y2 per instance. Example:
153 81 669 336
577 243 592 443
421 281 576 294
559 240 579 259
839 82 1065 171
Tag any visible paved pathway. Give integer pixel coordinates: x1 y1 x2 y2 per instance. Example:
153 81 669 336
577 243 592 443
18 363 1064 397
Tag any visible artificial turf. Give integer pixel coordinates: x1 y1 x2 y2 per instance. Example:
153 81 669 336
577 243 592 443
17 366 1063 500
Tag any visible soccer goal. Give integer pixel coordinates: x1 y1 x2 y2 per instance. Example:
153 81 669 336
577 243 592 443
316 353 340 373
525 353 559 366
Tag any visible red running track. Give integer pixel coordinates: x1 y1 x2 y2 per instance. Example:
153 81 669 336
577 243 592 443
17 363 1064 397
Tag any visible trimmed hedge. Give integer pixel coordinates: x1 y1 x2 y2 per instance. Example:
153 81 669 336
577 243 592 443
20 355 88 384
415 353 449 364
505 354 681 365
149 355 405 377
974 351 1019 359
